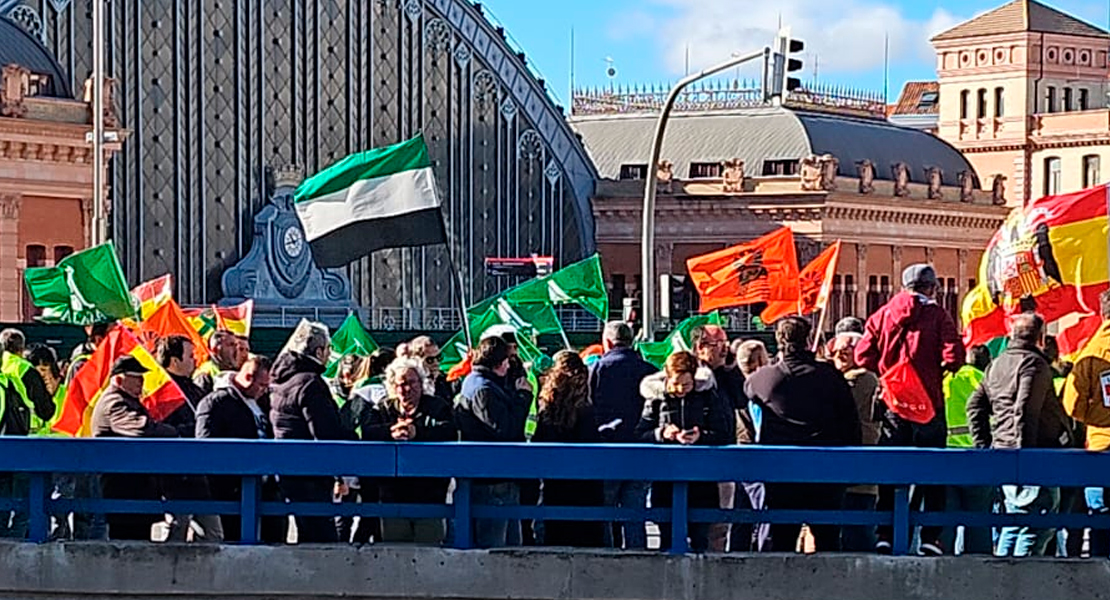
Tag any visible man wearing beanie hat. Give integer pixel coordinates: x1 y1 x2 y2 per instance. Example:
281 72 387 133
856 263 964 556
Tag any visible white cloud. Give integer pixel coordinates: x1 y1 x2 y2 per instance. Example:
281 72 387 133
620 0 969 77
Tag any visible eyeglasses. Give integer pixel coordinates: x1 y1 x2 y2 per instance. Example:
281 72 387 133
424 354 442 363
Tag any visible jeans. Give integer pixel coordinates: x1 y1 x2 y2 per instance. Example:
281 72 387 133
1086 487 1110 557
762 483 845 553
996 485 1059 557
471 482 520 549
708 482 765 552
841 492 878 552
602 481 648 550
165 513 225 543
0 473 28 540
281 477 338 544
876 412 947 546
940 486 995 555
651 481 718 552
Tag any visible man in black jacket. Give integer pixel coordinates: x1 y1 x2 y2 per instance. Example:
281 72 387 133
195 355 285 543
270 321 347 543
364 358 456 544
588 321 656 549
90 357 178 541
967 313 1070 557
456 336 532 548
744 317 862 552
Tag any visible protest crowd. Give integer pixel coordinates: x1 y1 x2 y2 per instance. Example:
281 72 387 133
0 259 1105 559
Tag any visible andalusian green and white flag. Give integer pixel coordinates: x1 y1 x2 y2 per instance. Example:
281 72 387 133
23 242 136 325
293 134 446 268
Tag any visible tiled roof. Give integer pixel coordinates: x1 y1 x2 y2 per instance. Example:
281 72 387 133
891 82 940 116
569 106 978 187
0 16 72 98
932 0 1110 41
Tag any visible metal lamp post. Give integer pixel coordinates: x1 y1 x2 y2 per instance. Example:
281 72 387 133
91 0 106 246
638 48 769 341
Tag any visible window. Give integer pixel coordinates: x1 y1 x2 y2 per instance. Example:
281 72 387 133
618 164 648 180
976 88 987 118
1064 87 1074 111
960 90 969 119
688 162 721 179
1084 155 1101 188
1046 86 1057 112
22 245 47 321
1080 89 1090 110
762 159 799 176
994 87 1004 117
53 245 74 264
866 275 880 315
916 91 938 110
1045 156 1062 195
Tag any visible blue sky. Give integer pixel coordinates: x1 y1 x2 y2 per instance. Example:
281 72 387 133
479 0 1110 106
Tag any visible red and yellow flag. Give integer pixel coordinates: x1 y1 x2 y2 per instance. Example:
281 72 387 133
962 185 1110 356
53 327 186 437
761 241 842 324
183 300 254 341
136 299 210 367
686 227 800 312
131 274 173 320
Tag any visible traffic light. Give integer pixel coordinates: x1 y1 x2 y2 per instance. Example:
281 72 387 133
771 29 805 97
660 275 691 323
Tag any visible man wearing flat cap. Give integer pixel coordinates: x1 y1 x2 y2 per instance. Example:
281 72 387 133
90 356 178 541
855 263 965 556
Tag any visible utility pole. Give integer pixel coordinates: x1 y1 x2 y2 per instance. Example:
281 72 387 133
639 48 768 341
91 0 106 246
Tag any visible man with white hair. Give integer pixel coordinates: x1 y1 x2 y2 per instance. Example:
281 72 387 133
269 321 348 543
364 358 455 544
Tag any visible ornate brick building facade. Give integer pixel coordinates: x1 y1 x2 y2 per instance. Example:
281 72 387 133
0 15 123 321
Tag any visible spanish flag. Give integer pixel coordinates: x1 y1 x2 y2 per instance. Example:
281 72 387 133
135 299 211 367
962 185 1110 356
130 274 173 320
183 300 254 341
53 327 187 437
761 241 842 324
686 227 800 312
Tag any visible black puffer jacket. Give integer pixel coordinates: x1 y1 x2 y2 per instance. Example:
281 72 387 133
269 352 348 441
634 367 732 445
967 340 1072 450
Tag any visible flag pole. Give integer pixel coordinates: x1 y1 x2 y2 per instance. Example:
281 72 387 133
811 307 829 353
443 242 473 349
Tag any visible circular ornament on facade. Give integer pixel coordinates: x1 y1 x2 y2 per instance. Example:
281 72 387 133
1080 50 1091 65
283 227 305 258
1063 49 1074 64
518 129 542 162
994 48 1006 64
1046 47 1058 62
960 51 971 66
425 18 451 52
976 49 989 65
473 70 498 106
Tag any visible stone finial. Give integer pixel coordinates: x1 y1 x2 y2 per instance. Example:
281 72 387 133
925 166 944 200
800 155 823 191
891 162 911 197
856 159 875 195
274 165 305 189
1 64 30 119
721 158 745 193
958 170 975 203
656 160 674 194
82 75 121 128
991 174 1007 206
818 154 838 191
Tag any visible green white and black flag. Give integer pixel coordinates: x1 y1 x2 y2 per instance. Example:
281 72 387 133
293 134 446 268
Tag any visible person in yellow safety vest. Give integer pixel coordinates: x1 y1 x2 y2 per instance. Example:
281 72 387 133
0 329 56 436
193 331 247 395
25 344 66 433
940 344 994 555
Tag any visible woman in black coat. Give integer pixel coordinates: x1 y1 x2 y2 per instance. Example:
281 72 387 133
532 351 605 547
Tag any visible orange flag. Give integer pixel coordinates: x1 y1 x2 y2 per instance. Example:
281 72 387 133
686 227 800 312
54 327 187 437
761 241 842 324
139 299 211 367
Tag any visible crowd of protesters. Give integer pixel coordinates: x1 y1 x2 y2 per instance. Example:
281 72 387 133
0 262 1106 557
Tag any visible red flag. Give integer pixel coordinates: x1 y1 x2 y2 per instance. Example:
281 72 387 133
140 299 211 367
686 227 800 312
761 241 842 324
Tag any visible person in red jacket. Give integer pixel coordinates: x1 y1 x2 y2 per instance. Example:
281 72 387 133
855 264 965 555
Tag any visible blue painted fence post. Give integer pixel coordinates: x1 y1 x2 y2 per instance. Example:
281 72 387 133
240 475 260 544
670 482 689 554
454 478 473 549
892 485 911 556
28 473 49 543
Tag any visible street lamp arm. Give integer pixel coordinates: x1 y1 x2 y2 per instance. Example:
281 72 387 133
638 48 769 342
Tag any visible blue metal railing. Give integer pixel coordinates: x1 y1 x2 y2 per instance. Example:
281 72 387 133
2 438 1110 555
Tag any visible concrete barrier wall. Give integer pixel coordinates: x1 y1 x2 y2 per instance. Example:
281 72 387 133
1 542 1108 600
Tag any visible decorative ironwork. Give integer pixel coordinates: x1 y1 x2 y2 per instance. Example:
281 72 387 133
572 79 888 120
518 129 541 162
35 0 599 326
8 4 44 42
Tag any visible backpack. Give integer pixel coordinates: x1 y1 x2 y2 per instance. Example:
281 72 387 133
0 377 30 436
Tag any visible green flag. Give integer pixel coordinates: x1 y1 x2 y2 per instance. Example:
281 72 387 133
325 313 379 378
23 242 135 325
506 254 608 320
468 295 564 337
636 311 724 369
